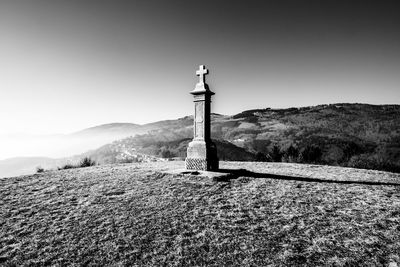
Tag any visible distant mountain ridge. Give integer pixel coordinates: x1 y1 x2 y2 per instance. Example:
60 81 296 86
72 123 141 134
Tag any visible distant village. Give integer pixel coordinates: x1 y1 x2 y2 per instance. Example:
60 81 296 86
111 142 181 163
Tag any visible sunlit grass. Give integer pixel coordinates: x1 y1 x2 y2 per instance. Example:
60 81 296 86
1 162 399 265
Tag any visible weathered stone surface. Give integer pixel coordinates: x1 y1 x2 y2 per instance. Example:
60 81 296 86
186 140 218 170
185 65 219 171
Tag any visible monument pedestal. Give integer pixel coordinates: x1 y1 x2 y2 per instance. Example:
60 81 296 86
185 65 219 171
186 140 219 171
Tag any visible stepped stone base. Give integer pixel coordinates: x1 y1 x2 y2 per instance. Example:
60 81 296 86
185 158 219 171
185 158 207 170
185 140 219 171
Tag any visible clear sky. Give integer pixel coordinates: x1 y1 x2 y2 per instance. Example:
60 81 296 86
1 0 399 135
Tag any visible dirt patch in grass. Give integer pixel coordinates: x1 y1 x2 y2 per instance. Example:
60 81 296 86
1 162 400 266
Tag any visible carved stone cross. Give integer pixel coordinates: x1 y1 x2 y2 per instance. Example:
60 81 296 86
196 65 208 84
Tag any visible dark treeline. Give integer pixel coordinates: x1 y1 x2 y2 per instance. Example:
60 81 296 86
254 143 400 174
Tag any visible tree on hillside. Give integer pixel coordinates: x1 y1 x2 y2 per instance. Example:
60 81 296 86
255 152 268 162
300 145 322 164
283 144 299 163
342 142 363 162
270 144 283 162
80 157 96 167
160 149 173 158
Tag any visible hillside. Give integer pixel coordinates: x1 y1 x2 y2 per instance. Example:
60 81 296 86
1 103 399 178
71 123 142 138
1 161 399 265
83 137 256 164
83 104 400 173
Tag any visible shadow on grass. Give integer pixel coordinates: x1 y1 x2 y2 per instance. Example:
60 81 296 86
214 168 400 186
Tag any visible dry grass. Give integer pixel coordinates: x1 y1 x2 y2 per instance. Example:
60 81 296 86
1 161 400 266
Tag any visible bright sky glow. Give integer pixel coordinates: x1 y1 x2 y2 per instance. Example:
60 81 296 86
0 0 399 138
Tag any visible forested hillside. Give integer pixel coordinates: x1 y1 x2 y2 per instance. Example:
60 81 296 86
84 104 400 173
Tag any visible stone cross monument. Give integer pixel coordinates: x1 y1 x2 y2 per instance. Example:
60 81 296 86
185 65 219 171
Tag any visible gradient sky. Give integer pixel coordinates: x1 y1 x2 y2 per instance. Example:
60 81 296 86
1 0 399 135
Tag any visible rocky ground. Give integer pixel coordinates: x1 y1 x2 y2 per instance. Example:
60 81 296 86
1 161 400 266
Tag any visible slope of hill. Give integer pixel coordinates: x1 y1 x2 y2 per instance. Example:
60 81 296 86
83 137 256 164
83 104 400 173
0 118 193 177
1 161 399 265
214 104 400 162
71 123 141 137
2 103 399 178
71 117 195 139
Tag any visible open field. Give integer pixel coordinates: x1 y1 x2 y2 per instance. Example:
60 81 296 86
1 161 400 266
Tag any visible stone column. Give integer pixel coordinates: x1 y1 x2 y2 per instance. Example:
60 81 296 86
185 65 219 171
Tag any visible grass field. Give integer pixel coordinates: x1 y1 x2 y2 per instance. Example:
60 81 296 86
1 161 400 266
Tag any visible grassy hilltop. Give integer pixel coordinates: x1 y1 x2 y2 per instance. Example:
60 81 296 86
1 161 400 266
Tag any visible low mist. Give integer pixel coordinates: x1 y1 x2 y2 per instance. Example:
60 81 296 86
0 134 121 160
